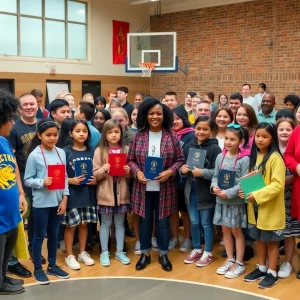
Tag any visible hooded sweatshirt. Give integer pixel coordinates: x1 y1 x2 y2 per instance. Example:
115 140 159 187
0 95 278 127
183 138 222 210
211 148 250 205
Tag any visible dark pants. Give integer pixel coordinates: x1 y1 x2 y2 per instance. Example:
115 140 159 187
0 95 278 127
139 192 170 255
0 227 18 285
32 207 61 270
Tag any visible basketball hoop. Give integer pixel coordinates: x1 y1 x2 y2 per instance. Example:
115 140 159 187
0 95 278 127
139 62 156 77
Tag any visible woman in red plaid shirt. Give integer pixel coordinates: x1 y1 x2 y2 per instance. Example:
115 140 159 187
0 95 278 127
127 98 184 272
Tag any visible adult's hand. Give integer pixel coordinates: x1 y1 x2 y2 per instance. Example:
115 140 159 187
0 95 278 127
155 170 173 183
137 171 150 184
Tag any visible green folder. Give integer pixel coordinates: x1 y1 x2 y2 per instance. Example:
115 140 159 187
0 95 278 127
240 172 266 202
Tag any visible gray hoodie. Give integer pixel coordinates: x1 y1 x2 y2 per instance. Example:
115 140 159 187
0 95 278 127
211 152 249 205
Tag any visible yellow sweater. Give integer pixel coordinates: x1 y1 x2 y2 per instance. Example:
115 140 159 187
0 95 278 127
247 152 286 230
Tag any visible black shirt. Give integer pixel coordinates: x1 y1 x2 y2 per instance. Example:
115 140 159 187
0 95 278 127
64 147 96 209
7 118 39 172
122 101 134 117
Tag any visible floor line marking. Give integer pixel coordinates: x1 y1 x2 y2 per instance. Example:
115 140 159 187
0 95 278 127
23 276 278 300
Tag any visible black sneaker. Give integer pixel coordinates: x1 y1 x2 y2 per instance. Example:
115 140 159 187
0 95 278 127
221 249 236 258
243 245 254 261
0 281 24 295
7 263 32 278
258 272 279 289
244 266 267 282
3 275 24 285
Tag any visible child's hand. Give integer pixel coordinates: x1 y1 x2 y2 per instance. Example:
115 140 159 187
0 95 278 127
43 177 53 187
57 198 67 215
238 189 245 199
217 190 227 199
192 167 202 177
137 171 150 184
246 193 255 203
102 163 111 173
212 186 220 194
70 175 85 185
124 165 130 175
181 165 189 174
87 176 97 185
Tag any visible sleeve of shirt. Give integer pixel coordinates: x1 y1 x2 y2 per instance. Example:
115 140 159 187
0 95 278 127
24 153 45 189
7 128 17 151
284 128 299 172
201 146 222 180
211 153 222 191
225 156 250 199
127 134 142 177
252 154 286 205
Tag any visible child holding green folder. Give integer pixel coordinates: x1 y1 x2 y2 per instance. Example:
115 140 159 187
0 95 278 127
241 122 285 289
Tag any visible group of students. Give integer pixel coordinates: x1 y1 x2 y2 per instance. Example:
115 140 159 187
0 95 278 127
1 86 300 295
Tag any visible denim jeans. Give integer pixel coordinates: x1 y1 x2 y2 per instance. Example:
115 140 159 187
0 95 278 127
139 192 170 255
100 213 125 252
0 228 18 285
187 192 214 251
32 207 61 270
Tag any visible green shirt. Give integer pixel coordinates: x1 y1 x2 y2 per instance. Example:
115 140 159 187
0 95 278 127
256 109 277 124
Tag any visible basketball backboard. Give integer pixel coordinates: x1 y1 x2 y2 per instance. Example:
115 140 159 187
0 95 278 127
126 32 177 73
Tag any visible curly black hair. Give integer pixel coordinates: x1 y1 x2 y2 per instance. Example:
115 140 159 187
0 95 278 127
136 97 173 131
0 89 19 128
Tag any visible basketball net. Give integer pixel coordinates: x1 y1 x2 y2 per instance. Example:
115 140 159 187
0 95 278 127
139 62 156 77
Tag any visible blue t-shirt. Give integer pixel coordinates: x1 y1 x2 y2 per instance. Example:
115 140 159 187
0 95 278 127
0 137 21 234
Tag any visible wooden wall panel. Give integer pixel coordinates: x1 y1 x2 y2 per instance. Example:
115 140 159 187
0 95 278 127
0 72 150 106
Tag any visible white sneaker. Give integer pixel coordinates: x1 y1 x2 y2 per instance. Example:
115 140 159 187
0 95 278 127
217 259 235 275
225 262 245 278
78 251 95 266
134 241 142 255
60 240 66 253
151 237 158 252
278 262 293 278
65 255 81 270
180 239 193 253
168 237 179 250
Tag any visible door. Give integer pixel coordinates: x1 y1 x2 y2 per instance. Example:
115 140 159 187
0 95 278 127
82 80 101 100
0 79 15 94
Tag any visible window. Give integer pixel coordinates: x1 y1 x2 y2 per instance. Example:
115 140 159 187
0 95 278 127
0 0 87 60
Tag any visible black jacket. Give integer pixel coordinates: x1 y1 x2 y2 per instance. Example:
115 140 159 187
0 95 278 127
183 138 221 210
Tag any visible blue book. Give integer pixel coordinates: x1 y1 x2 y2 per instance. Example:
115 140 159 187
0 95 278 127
144 156 164 180
186 148 206 170
74 159 93 185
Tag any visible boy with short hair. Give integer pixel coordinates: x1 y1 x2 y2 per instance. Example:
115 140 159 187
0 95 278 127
50 99 70 128
74 102 101 149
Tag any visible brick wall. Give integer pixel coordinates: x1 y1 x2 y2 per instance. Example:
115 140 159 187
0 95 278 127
150 0 300 108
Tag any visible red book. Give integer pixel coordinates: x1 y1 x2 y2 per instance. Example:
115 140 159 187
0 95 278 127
47 164 66 190
108 153 126 176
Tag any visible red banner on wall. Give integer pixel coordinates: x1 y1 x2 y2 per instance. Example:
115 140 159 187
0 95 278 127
112 20 130 64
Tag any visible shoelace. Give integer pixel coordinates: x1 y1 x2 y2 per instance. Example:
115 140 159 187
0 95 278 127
189 250 200 258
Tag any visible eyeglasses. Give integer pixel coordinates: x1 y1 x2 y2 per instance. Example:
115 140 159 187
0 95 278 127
227 124 241 129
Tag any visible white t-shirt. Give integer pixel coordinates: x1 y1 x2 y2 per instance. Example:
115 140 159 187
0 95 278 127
254 93 266 112
216 135 224 151
243 96 259 113
146 130 162 192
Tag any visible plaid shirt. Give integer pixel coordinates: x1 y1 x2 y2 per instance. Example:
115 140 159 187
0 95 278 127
127 129 184 219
